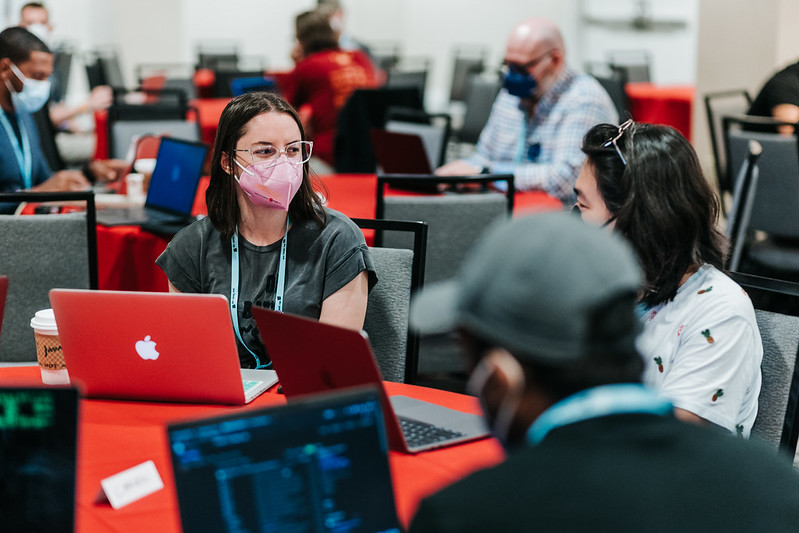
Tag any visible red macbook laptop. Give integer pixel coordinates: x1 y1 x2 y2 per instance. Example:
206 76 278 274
49 289 277 404
251 306 489 454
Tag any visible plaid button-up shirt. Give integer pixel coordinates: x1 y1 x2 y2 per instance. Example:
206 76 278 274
467 67 617 205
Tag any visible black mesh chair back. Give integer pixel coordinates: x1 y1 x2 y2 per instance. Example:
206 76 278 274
704 90 753 196
334 87 424 173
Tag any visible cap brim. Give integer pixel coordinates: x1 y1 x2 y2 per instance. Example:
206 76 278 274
409 280 461 336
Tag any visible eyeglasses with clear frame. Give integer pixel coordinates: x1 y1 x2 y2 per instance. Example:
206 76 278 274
234 140 314 168
603 119 634 166
499 48 557 77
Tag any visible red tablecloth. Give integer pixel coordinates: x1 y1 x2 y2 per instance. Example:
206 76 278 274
0 366 503 532
96 174 561 291
626 82 695 141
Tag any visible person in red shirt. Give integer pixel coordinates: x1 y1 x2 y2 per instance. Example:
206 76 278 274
279 9 378 168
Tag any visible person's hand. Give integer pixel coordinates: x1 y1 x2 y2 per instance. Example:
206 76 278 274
86 85 113 112
435 160 481 176
88 159 128 183
31 170 91 192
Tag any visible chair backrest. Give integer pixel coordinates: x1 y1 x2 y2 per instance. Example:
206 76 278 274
457 76 501 145
86 47 125 89
334 87 424 173
586 61 630 120
376 174 513 284
212 69 266 98
369 42 402 73
703 90 753 194
607 50 651 83
109 112 201 160
352 218 427 384
729 271 799 459
196 45 239 70
449 48 487 103
723 116 799 239
51 46 73 103
385 66 429 104
0 192 98 362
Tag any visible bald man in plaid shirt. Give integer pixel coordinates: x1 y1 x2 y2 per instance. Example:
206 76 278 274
437 17 617 205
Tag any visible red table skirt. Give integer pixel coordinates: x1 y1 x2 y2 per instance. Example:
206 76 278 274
626 82 695 141
96 174 561 291
0 366 504 532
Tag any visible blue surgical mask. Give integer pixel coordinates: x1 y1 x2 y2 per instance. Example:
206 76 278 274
503 69 538 99
6 62 51 113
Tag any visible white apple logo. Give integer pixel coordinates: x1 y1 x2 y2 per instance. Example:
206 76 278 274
135 335 160 360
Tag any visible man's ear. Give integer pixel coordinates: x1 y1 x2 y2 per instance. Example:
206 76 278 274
0 58 13 81
484 348 526 396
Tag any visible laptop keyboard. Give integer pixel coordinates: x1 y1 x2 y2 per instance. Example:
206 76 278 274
399 416 466 448
242 380 261 393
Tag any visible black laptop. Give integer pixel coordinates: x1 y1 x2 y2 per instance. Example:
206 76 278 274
96 137 208 232
167 387 401 533
0 386 79 532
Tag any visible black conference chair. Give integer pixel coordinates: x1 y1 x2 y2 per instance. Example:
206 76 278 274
352 218 428 385
448 46 488 104
723 115 799 280
586 61 630 120
333 87 424 173
374 174 514 392
704 89 753 198
728 271 799 462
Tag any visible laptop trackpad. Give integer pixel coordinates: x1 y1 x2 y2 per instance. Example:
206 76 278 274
389 395 489 435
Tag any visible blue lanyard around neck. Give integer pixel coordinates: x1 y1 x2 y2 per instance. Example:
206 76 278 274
526 383 672 446
0 109 32 189
229 216 289 368
513 118 529 164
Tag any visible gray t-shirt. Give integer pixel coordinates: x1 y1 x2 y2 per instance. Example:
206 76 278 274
156 208 376 368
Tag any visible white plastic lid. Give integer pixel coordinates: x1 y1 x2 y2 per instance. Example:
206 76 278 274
133 158 156 174
30 308 58 334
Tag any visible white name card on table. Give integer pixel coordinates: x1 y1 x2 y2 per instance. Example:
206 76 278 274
98 460 164 509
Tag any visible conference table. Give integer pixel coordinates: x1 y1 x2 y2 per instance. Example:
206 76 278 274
95 174 563 292
0 365 504 532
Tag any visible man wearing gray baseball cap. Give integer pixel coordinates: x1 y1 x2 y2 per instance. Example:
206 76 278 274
408 212 799 532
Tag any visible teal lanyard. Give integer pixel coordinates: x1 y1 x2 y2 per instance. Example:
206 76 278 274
526 383 672 446
514 117 529 164
229 216 289 368
0 109 32 189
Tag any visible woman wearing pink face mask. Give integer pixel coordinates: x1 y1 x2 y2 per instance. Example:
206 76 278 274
156 92 376 369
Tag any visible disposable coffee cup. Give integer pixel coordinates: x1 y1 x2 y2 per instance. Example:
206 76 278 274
126 173 145 202
30 309 70 385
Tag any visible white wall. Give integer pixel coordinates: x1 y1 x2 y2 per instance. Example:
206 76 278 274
1 0 795 175
693 0 783 178
578 0 698 84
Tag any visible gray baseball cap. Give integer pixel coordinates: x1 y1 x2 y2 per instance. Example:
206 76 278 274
409 212 642 365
